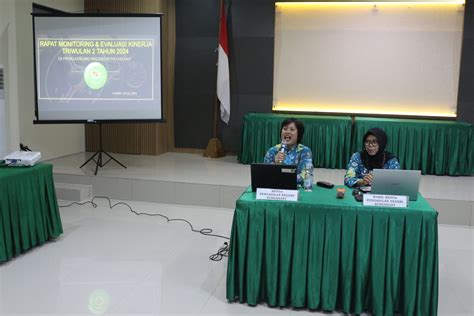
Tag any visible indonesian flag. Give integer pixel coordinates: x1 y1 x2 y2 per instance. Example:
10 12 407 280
217 0 230 124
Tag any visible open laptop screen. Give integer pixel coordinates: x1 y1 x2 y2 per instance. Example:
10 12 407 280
251 163 297 192
371 169 421 201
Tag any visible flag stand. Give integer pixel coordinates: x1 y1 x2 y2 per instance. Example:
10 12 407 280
204 0 227 159
203 96 224 158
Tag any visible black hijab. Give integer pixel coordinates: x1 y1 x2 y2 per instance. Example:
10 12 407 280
360 128 396 171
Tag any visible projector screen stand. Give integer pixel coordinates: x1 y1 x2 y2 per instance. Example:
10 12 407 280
79 123 127 175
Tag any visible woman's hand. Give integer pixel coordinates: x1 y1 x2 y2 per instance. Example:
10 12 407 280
362 173 373 186
275 152 286 164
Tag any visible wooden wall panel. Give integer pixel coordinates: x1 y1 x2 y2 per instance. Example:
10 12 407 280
84 0 175 155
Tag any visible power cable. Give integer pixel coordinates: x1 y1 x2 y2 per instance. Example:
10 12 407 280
59 196 230 261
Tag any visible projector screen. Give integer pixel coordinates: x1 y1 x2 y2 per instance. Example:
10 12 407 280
32 14 163 123
273 2 464 118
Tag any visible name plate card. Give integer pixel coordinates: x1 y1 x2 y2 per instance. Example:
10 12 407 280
363 194 408 208
256 188 299 202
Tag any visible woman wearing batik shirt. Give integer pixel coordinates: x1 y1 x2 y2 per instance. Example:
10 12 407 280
264 118 313 186
344 127 400 187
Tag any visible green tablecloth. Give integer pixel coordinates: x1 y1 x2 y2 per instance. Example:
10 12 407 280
354 117 473 175
0 164 63 262
226 186 439 315
239 113 352 169
239 113 473 175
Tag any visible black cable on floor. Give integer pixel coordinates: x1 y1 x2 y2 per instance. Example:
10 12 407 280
209 242 229 261
59 196 230 261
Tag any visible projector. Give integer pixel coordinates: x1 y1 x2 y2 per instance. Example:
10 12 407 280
3 151 41 166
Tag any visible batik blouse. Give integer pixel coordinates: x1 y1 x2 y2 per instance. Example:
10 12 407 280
344 152 400 187
264 143 313 185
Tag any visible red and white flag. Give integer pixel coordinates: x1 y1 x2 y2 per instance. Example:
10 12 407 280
217 0 230 124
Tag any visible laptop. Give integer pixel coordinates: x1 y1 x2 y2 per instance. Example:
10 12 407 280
371 169 421 201
251 163 297 192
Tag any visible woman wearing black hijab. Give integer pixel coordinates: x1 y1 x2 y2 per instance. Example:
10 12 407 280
344 128 400 187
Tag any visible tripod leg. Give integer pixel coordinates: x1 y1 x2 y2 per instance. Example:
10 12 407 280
103 151 127 169
94 151 102 175
80 151 100 169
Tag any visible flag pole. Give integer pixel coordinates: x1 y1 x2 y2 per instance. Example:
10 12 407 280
204 0 226 158
213 95 218 139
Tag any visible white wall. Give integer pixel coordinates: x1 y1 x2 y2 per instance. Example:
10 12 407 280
273 2 464 117
0 64 6 158
1 0 85 161
0 0 19 158
0 5 7 158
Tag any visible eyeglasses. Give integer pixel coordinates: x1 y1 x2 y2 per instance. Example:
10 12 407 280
364 140 378 146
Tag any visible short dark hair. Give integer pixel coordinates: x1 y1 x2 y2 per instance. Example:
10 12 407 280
280 118 305 144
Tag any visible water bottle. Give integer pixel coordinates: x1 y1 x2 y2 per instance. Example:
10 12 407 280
303 161 313 191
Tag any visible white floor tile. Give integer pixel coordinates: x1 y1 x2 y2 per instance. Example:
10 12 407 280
1 199 473 315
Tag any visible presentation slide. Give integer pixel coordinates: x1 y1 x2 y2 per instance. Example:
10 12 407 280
33 15 163 122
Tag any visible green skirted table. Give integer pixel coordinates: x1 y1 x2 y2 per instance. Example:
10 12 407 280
239 113 352 169
239 113 473 175
226 186 439 315
353 117 473 175
0 163 63 262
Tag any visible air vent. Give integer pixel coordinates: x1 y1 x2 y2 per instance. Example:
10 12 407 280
0 68 4 90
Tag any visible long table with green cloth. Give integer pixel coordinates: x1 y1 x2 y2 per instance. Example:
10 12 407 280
239 113 353 169
0 163 63 262
226 186 439 315
353 117 473 176
239 112 473 175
